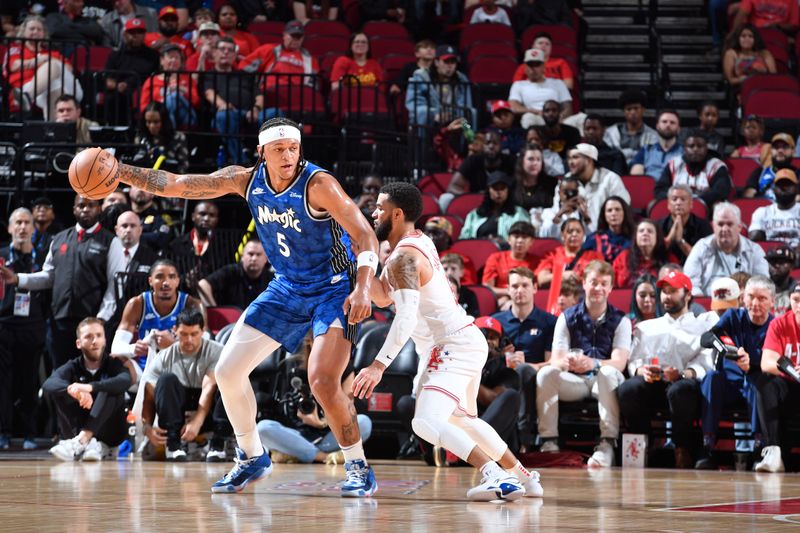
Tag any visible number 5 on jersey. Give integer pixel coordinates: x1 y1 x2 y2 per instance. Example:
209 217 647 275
276 232 291 257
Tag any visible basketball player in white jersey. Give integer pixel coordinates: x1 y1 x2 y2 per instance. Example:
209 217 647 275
353 182 543 501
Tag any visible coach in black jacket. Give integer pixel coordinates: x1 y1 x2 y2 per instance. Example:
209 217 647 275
43 318 131 461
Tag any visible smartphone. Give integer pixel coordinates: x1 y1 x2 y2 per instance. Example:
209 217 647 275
565 188 578 199
724 352 743 360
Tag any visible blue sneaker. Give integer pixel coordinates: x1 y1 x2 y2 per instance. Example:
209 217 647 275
466 474 526 501
341 459 378 497
211 447 272 493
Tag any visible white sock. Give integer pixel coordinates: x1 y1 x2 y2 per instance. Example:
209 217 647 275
509 461 532 481
479 460 503 479
341 439 367 464
235 429 263 459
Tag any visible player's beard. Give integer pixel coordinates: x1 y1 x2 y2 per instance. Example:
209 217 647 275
375 217 393 242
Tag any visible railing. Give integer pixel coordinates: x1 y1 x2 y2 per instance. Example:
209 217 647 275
647 0 672 108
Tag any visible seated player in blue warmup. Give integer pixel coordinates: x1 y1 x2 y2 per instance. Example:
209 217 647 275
112 259 205 373
114 117 380 496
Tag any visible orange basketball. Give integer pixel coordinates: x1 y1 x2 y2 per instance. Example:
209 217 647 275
68 147 120 200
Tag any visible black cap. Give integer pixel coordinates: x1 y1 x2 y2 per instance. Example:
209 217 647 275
767 246 796 264
435 44 458 60
486 170 514 188
508 221 536 238
284 20 304 35
160 43 183 57
31 196 53 208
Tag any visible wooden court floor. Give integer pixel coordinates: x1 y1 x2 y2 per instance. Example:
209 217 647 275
2 460 800 532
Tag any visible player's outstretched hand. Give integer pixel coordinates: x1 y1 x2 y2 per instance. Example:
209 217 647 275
352 361 386 399
343 287 372 324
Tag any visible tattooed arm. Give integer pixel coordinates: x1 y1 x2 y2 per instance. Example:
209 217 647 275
116 163 253 199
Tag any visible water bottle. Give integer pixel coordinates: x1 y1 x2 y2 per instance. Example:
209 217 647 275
117 409 136 460
462 121 475 143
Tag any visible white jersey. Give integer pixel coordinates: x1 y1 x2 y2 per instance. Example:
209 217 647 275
385 231 474 345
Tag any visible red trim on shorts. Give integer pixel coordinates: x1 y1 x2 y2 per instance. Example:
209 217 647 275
422 385 477 418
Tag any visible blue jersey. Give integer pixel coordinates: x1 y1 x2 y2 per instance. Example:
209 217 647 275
245 159 356 288
136 290 189 369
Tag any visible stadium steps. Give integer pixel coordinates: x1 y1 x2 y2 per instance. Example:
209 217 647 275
581 0 732 145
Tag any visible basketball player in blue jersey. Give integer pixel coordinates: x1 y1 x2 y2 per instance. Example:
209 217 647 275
112 259 205 372
114 117 380 496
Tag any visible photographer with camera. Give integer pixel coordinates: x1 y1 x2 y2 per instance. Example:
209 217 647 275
695 275 775 470
538 178 593 239
257 335 372 464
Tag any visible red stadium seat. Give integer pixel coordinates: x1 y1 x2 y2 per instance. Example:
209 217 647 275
247 21 284 35
421 193 440 217
464 284 498 316
693 296 712 311
725 157 761 190
72 45 112 73
445 193 483 220
758 27 789 49
330 86 389 124
303 35 349 59
607 289 632 313
380 53 415 82
744 90 800 120
466 41 518 65
521 24 578 51
733 197 771 227
621 175 656 213
418 172 452 198
649 198 707 220
363 21 410 39
528 238 562 258
206 306 243 335
448 239 500 273
304 20 350 38
551 43 578 61
469 56 517 84
266 85 327 118
740 75 799 108
369 37 415 61
534 289 549 311
459 23 516 51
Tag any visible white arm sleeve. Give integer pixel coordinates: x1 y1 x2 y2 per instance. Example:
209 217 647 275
111 329 137 358
375 289 420 368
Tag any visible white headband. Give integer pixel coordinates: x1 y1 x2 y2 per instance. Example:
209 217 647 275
258 125 302 146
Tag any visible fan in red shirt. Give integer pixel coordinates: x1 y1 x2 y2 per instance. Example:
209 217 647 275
512 32 574 90
185 22 220 72
535 218 603 288
732 0 799 31
140 44 200 128
756 285 800 472
146 6 194 57
612 219 678 289
483 221 540 310
217 3 260 58
329 32 384 91
240 19 320 95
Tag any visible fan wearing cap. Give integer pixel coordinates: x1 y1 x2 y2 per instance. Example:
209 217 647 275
512 32 574 90
104 18 160 124
508 47 572 130
565 142 630 230
486 100 526 157
469 0 511 25
146 6 194 55
743 132 799 200
139 43 200 127
684 201 770 297
459 171 531 241
695 275 775 470
749 169 800 249
482 221 540 310
239 20 319 92
405 44 476 129
619 270 719 469
100 0 159 49
185 21 220 72
653 129 732 208
767 246 796 315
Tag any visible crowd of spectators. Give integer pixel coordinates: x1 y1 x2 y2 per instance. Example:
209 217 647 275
0 0 798 472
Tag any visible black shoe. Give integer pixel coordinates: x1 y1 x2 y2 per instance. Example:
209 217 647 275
397 435 422 460
694 451 718 470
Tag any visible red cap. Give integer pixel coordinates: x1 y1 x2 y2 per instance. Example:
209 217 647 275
158 6 178 19
656 271 692 292
474 316 503 336
124 18 145 32
491 100 512 114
